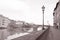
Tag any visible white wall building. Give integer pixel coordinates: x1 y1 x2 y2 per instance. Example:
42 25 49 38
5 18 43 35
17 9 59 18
0 15 10 28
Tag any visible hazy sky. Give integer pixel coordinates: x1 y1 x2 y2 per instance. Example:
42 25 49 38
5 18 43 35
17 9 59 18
0 0 59 25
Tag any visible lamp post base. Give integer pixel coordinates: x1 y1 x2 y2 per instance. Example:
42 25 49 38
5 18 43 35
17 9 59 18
42 27 45 30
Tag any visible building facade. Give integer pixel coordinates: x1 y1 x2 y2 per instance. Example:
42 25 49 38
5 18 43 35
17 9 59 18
0 15 10 28
53 0 60 29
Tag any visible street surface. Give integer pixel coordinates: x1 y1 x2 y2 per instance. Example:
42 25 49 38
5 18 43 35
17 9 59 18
48 27 60 40
37 26 60 40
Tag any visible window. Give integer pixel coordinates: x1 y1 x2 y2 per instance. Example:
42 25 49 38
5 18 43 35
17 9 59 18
2 19 5 25
53 12 55 16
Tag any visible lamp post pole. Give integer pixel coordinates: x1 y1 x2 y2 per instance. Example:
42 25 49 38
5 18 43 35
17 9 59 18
42 5 45 30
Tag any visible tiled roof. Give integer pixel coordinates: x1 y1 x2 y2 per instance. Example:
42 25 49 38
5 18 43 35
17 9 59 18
54 2 59 11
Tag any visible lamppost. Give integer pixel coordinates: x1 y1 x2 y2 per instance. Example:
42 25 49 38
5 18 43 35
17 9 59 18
42 5 45 30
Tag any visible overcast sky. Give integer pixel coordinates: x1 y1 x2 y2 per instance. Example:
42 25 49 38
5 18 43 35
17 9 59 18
0 0 59 25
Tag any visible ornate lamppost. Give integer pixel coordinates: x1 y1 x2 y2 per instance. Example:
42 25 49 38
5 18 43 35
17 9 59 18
42 5 45 30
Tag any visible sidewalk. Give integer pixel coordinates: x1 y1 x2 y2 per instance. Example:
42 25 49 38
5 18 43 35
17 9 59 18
49 27 60 40
37 26 60 40
45 26 60 40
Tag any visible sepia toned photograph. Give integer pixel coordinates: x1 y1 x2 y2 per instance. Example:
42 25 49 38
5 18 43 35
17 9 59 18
0 0 60 40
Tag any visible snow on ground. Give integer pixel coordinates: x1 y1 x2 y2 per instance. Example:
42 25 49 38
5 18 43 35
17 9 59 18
5 32 29 40
5 26 48 40
37 27 42 31
37 26 48 31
